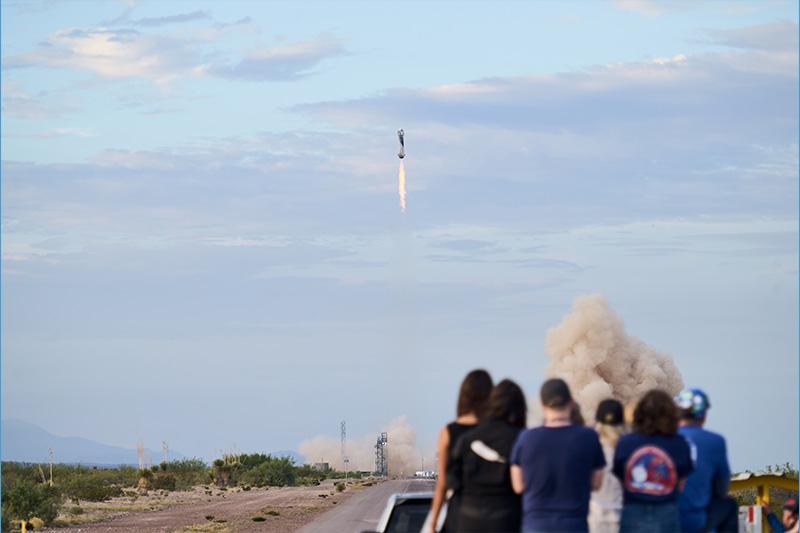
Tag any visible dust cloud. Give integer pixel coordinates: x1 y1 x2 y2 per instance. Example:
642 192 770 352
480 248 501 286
544 294 684 418
298 416 421 476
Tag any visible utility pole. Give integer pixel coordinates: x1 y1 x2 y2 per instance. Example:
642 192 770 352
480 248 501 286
341 420 349 484
48 448 54 486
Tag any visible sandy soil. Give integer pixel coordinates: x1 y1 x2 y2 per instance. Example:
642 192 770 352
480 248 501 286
42 479 377 533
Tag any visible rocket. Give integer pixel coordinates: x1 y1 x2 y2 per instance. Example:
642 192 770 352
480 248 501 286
397 129 405 159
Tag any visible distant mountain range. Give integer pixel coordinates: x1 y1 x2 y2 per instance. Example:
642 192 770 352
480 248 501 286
1 420 185 466
1 420 305 466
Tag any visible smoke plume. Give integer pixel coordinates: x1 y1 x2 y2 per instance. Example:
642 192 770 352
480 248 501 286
398 160 406 213
544 294 683 418
298 416 421 476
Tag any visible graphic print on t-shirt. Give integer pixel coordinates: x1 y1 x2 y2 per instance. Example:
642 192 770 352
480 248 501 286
623 445 677 496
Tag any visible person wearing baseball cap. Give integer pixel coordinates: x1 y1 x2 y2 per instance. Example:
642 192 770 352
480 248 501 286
675 388 738 533
510 378 606 532
765 498 799 533
588 399 626 533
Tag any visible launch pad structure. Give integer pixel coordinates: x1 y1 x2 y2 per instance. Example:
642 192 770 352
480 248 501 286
375 432 388 477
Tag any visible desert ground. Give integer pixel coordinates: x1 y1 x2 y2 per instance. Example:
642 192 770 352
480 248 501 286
42 478 381 533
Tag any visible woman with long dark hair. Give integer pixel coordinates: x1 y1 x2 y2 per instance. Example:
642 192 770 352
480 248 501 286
613 389 693 533
448 379 527 533
428 369 493 533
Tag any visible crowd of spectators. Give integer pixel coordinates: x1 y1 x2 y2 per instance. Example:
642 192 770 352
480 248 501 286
425 369 783 533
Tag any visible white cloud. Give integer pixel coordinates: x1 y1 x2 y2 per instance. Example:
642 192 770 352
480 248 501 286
6 28 197 86
611 0 695 17
5 24 345 85
204 236 292 248
130 11 211 28
1 80 73 119
209 34 346 81
23 128 94 139
703 20 798 51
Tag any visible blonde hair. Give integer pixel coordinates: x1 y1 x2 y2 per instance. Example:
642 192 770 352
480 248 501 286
595 422 626 448
624 401 637 426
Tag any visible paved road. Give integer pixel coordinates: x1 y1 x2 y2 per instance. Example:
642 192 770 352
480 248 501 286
296 479 435 533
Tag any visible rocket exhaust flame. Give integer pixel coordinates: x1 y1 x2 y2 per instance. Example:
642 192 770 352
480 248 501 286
398 160 406 213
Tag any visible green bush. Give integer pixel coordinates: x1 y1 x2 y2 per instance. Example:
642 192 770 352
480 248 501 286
239 453 273 470
163 459 209 490
335 482 345 492
239 457 295 487
63 475 122 503
1 479 62 526
151 473 176 491
69 506 84 515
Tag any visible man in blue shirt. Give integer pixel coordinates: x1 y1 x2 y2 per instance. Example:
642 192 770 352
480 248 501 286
764 498 799 533
510 378 606 533
675 388 738 533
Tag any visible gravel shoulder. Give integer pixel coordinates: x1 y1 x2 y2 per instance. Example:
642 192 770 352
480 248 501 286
43 479 377 533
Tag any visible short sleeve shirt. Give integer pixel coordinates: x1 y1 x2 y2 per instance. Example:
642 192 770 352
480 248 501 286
510 425 606 525
613 432 693 503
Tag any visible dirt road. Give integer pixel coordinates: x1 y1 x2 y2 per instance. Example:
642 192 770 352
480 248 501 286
296 478 435 533
45 480 365 533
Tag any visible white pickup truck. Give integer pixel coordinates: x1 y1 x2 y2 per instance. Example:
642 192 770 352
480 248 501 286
363 491 435 533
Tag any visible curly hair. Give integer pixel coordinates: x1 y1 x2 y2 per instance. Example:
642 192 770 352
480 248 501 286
487 379 527 428
633 389 679 436
456 369 493 417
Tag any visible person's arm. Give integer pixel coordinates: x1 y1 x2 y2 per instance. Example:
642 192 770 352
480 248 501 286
427 426 450 533
590 432 607 491
447 433 465 493
511 464 525 495
712 437 731 498
612 439 625 480
763 507 785 533
677 435 693 493
591 468 604 491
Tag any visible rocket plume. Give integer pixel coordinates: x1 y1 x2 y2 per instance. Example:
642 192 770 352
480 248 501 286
398 160 406 213
544 294 683 419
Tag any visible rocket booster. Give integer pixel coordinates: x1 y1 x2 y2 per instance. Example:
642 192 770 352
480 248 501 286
397 129 405 159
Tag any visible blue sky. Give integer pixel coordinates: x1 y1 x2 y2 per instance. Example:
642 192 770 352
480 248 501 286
2 0 797 471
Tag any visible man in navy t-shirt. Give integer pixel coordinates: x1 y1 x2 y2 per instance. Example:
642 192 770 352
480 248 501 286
511 378 606 533
675 388 737 533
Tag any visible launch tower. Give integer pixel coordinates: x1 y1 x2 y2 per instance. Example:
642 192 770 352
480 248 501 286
374 432 388 477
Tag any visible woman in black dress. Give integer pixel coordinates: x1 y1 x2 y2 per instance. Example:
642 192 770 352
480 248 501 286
428 369 493 533
449 379 527 533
